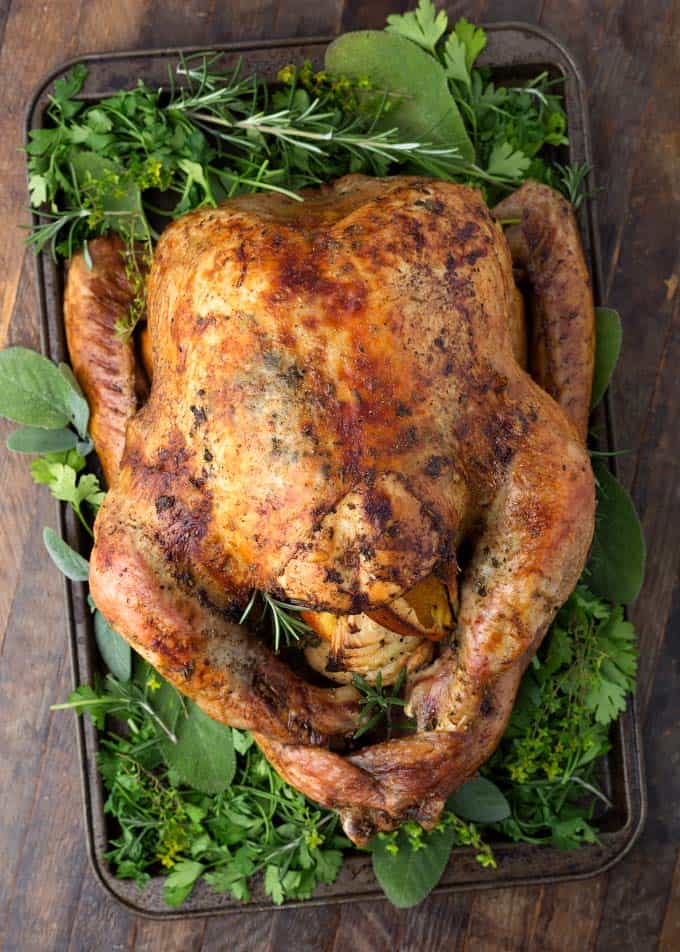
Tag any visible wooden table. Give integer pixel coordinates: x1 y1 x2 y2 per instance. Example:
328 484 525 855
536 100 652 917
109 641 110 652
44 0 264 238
1 1 678 949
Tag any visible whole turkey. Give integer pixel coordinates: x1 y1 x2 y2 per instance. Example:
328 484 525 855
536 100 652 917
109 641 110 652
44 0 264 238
65 175 596 844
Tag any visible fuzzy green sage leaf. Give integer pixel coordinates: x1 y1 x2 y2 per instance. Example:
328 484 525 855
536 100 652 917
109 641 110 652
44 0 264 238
6 426 78 454
0 347 89 435
43 526 90 581
446 776 510 823
325 31 474 163
371 824 455 908
160 699 236 794
591 307 622 408
94 609 132 682
587 462 645 603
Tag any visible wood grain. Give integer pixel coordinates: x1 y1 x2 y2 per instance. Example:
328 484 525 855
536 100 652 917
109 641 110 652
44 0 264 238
0 1 677 950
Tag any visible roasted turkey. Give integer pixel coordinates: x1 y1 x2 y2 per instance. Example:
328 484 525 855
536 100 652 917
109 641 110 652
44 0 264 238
65 175 596 845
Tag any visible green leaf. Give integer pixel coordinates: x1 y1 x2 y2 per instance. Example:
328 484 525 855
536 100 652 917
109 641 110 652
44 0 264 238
28 173 49 206
163 859 204 907
70 152 147 239
0 347 89 434
446 776 511 823
371 824 455 908
325 31 474 163
587 462 645 603
453 17 487 71
52 64 88 107
6 426 78 453
43 527 89 581
443 33 470 86
551 816 598 850
160 700 236 794
232 728 254 756
487 142 531 180
62 684 107 729
94 610 131 682
443 19 487 88
385 0 448 56
591 307 622 407
264 864 285 905
151 679 184 734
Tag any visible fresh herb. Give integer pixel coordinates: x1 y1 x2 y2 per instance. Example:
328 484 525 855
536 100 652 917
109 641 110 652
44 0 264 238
556 161 592 210
58 661 346 906
366 4 571 200
483 585 637 847
42 526 90 581
239 590 312 653
447 775 511 824
94 610 132 682
31 448 104 535
351 668 408 739
386 0 448 56
371 811 496 908
591 306 623 408
588 463 646 604
27 53 461 264
0 346 89 436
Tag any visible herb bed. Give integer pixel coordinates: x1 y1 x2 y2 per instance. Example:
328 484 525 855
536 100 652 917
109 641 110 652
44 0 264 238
24 23 645 918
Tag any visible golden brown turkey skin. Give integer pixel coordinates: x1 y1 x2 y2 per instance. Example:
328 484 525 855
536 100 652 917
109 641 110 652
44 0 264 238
63 236 139 486
493 181 595 440
83 175 595 843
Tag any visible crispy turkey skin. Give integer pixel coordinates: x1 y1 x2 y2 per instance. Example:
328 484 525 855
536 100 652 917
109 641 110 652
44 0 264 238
77 175 595 843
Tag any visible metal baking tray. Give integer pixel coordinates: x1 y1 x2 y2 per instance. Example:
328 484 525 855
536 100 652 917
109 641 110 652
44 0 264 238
26 23 646 918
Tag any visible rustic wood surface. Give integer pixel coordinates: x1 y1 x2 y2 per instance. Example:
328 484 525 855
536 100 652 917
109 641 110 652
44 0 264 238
0 1 678 949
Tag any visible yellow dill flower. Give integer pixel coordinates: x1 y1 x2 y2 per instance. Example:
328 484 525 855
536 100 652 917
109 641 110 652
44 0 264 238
276 65 296 86
146 673 161 692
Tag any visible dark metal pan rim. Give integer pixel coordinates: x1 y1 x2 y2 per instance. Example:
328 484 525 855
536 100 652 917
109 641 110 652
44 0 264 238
25 21 646 919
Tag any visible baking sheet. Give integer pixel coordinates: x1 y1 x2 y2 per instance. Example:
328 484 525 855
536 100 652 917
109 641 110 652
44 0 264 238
26 22 646 917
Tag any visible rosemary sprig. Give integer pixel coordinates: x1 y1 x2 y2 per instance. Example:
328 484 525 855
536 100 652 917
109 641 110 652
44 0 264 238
352 668 407 739
555 161 593 211
239 590 312 653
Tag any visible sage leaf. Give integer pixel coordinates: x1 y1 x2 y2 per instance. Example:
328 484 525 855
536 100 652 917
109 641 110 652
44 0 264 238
591 307 622 407
59 362 90 436
325 31 475 162
43 526 89 581
151 679 185 735
94 610 131 682
446 776 510 823
371 825 455 908
160 700 236 794
6 426 78 453
587 462 645 603
163 860 204 907
0 347 88 434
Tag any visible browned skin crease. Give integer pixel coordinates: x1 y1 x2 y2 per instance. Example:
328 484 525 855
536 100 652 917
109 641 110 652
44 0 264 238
73 175 595 845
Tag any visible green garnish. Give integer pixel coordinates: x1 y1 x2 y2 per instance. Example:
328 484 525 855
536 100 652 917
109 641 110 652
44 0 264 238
55 663 346 906
239 589 313 652
351 668 408 739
